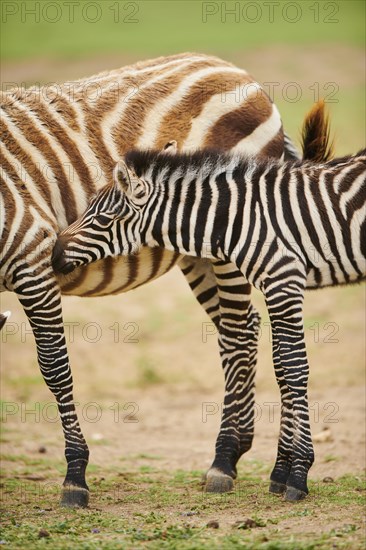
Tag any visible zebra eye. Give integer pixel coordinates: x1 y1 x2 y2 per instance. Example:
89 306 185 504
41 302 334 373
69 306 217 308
94 213 111 226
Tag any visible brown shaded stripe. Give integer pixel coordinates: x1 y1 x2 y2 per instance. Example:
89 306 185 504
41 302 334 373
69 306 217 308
25 98 95 201
83 79 144 180
59 264 89 294
259 129 285 159
0 173 17 266
113 72 188 155
78 256 115 296
47 95 80 132
82 58 197 178
166 251 181 271
3 102 77 224
113 59 226 155
132 52 209 72
0 153 55 237
149 246 165 280
110 53 220 82
107 254 140 295
119 250 181 294
156 72 253 149
203 88 273 150
0 121 55 215
2 224 49 274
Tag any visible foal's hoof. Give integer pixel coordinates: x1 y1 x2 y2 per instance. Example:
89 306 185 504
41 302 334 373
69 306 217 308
269 480 286 495
285 486 307 502
204 468 234 493
60 485 90 508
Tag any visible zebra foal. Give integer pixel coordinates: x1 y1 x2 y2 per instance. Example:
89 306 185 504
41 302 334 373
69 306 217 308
53 144 366 501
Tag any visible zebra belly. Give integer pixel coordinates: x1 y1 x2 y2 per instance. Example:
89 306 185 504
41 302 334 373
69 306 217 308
306 265 366 289
58 247 182 297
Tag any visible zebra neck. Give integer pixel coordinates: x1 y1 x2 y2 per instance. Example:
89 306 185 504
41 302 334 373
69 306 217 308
145 169 224 260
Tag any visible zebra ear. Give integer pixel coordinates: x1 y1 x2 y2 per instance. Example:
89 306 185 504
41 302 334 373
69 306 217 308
163 140 178 155
113 161 148 205
113 161 132 194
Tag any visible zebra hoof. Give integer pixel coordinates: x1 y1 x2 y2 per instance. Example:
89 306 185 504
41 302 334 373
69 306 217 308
284 486 307 502
269 480 286 495
60 485 89 508
204 469 234 493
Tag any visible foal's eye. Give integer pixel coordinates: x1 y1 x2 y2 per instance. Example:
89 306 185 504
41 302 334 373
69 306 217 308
94 214 111 226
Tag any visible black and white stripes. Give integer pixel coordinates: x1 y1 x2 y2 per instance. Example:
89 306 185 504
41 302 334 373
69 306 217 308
54 146 366 500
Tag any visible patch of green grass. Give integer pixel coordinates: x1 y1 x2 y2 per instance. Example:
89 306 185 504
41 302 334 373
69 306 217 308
0 453 57 467
1 454 365 549
133 453 163 461
172 470 203 484
1 1 364 61
323 454 339 463
5 375 42 388
1 376 44 401
131 354 165 388
139 465 158 474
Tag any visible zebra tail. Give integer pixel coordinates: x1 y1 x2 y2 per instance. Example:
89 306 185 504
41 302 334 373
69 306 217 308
301 99 334 162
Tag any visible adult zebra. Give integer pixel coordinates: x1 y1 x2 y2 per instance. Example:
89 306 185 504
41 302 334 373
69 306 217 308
53 142 366 501
1 52 323 507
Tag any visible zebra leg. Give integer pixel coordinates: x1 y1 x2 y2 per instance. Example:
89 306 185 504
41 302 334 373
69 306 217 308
206 261 259 492
15 268 90 507
264 277 314 501
179 258 260 493
268 324 294 495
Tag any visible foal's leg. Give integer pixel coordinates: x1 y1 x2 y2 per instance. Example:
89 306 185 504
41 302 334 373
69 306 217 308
264 274 314 500
268 323 294 495
180 258 260 492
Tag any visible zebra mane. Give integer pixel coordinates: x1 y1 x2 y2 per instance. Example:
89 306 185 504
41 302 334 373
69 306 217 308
123 149 275 182
123 146 366 182
124 149 234 177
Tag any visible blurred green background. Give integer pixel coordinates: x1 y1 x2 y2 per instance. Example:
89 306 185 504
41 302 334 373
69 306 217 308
1 0 365 153
2 1 364 58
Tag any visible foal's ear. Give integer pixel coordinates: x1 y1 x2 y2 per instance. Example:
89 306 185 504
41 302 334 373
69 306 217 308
113 161 148 205
163 140 178 155
113 161 131 194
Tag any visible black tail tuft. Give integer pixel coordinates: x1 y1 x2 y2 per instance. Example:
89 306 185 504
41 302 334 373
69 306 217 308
301 100 334 162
